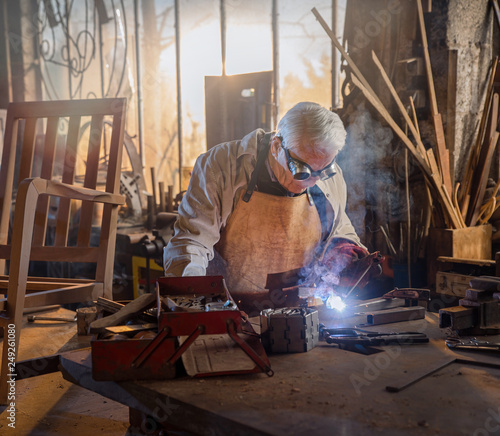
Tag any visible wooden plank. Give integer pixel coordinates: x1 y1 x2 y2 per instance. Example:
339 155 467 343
311 8 380 108
446 50 458 184
433 114 453 195
437 257 496 266
469 130 500 226
0 110 18 251
417 0 438 116
6 98 127 119
89 293 156 333
460 58 499 208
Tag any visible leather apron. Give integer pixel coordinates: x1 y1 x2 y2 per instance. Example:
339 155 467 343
212 134 322 313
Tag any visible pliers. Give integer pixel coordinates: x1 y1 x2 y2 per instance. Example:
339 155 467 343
319 325 429 346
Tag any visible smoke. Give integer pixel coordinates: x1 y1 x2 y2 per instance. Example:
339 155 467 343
339 103 397 236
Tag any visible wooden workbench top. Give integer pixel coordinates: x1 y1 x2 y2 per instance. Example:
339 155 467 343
59 312 500 436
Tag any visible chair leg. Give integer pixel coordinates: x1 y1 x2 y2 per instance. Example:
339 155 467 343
0 180 40 405
0 321 21 405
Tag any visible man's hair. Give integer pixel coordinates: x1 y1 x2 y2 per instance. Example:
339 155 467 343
275 102 346 157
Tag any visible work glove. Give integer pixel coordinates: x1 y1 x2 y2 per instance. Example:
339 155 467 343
315 240 382 289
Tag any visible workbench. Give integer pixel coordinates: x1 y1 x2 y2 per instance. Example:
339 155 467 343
57 307 500 436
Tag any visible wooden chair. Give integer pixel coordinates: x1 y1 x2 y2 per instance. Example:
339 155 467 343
0 98 127 403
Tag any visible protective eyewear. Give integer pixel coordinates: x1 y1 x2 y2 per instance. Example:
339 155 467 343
280 140 337 181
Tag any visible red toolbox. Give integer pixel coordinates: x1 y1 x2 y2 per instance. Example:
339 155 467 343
91 276 272 381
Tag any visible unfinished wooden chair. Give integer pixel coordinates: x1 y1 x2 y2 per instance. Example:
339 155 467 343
0 98 127 403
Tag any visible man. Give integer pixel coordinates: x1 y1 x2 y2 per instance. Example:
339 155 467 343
163 102 377 314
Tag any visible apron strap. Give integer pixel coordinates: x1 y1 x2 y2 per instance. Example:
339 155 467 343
242 132 272 203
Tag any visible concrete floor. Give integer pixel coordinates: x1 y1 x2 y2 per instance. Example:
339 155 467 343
0 307 130 435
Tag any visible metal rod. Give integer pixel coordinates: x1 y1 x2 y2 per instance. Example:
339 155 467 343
64 0 72 98
98 5 105 97
220 0 226 77
2 0 12 102
134 0 146 169
343 263 371 300
331 0 339 109
219 0 229 144
272 0 279 128
174 0 183 190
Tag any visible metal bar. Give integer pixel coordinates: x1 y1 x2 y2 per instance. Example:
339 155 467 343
2 0 12 102
220 0 226 77
134 0 145 169
366 306 425 325
226 319 273 376
131 327 171 369
386 356 455 393
272 0 279 128
331 0 338 109
174 0 183 190
166 325 204 365
349 298 406 314
64 0 72 97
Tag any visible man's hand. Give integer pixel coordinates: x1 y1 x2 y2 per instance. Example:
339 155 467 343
317 240 382 289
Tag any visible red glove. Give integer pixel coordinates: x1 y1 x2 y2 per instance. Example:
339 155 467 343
317 240 381 289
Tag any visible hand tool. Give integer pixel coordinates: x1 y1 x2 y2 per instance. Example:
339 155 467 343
382 288 431 301
28 314 77 323
319 324 428 346
445 337 500 353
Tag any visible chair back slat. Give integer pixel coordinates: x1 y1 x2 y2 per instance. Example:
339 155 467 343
76 114 104 247
32 117 59 246
54 115 81 247
18 117 38 184
0 112 18 274
95 106 126 282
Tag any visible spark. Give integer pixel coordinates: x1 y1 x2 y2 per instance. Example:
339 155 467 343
325 294 346 311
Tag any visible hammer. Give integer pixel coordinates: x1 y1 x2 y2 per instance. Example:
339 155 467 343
27 315 77 323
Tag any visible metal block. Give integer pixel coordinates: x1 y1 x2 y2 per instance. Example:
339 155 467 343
439 305 475 330
261 308 319 353
465 288 495 301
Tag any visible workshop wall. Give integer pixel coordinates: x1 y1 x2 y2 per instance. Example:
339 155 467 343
0 0 344 200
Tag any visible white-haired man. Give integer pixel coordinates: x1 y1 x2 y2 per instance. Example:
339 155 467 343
163 102 378 314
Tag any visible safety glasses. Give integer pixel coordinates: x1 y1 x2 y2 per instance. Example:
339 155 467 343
280 140 337 181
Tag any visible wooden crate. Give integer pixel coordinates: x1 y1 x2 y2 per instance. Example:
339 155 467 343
435 271 471 297
429 224 492 260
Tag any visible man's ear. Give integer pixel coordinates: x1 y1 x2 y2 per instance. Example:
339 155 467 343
270 136 280 158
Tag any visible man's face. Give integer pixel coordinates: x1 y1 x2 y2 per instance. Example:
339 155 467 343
269 136 336 194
